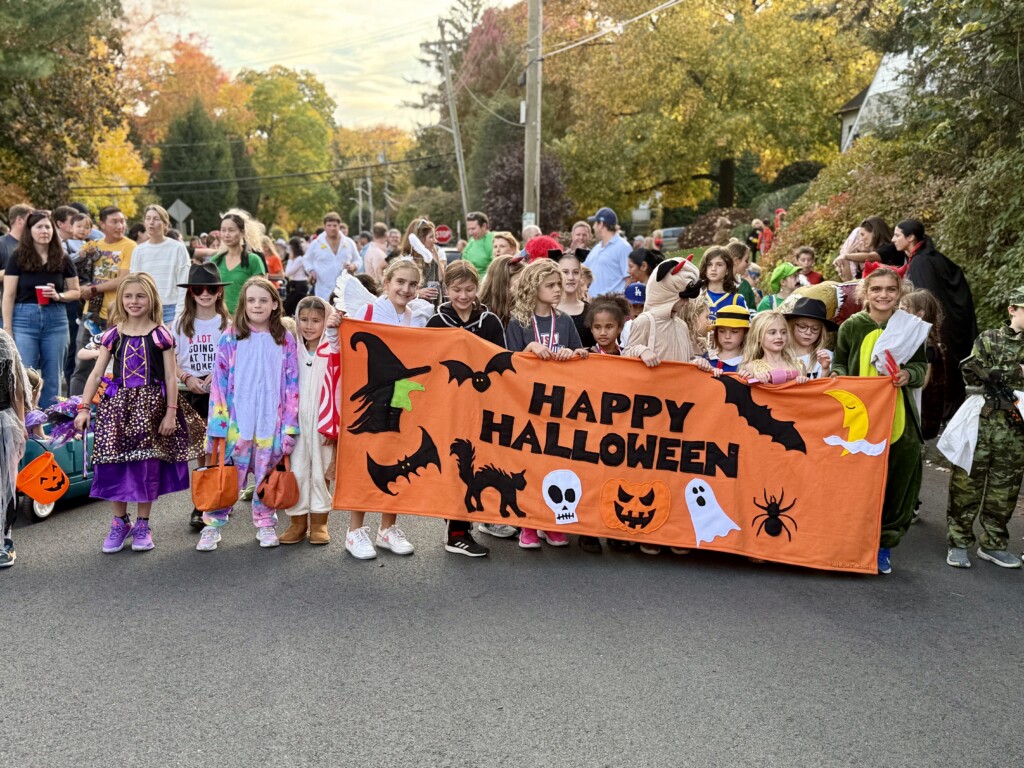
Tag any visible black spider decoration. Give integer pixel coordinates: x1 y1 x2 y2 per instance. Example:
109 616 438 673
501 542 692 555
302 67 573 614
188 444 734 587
752 489 798 540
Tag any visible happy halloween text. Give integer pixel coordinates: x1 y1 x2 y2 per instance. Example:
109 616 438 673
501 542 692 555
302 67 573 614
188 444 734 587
480 384 739 478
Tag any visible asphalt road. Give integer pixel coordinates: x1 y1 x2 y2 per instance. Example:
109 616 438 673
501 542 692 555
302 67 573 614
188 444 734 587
3 459 1023 768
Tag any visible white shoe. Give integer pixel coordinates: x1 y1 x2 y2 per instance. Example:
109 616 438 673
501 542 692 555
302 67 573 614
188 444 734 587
478 523 518 538
196 526 221 552
345 526 377 560
377 525 414 555
256 527 279 548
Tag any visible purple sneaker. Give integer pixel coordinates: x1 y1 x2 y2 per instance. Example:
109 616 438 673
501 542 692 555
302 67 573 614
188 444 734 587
131 518 154 551
102 516 133 553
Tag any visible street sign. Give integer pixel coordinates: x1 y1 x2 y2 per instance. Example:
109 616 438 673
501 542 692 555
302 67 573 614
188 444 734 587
167 199 192 227
435 224 453 244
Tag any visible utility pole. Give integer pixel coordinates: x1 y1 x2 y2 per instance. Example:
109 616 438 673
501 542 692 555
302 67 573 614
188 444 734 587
439 20 469 223
366 171 373 228
522 0 542 231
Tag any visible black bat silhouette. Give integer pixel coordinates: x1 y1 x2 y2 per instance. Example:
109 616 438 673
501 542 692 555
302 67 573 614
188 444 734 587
717 375 806 453
440 352 516 392
366 427 442 495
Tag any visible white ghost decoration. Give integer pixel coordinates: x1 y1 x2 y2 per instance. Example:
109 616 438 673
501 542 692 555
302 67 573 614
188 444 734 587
684 479 739 546
542 470 581 525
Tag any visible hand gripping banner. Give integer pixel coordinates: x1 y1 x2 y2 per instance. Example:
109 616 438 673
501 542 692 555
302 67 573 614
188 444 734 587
334 321 897 574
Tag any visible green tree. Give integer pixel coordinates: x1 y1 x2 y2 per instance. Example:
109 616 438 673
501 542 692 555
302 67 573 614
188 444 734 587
157 100 237 232
230 138 260 216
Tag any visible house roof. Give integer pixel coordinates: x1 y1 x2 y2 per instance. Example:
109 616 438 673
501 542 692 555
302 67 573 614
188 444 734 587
837 86 870 116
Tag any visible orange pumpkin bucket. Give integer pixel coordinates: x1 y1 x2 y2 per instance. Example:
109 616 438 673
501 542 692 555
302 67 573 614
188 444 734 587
16 452 70 504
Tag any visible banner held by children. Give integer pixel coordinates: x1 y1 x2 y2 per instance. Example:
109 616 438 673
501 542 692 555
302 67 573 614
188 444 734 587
334 321 898 574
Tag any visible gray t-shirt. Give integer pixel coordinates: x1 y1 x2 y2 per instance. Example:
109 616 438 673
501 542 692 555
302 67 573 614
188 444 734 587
504 311 582 352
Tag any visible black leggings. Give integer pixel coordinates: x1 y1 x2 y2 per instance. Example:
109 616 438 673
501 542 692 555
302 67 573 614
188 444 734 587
4 497 14 538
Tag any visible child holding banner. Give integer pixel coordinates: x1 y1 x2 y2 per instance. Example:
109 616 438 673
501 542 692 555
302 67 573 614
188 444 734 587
427 260 510 554
783 297 836 380
739 311 809 385
692 305 749 375
831 267 927 575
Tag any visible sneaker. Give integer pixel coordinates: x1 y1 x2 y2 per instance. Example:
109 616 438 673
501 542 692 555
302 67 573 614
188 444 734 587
445 532 489 557
345 527 377 560
670 547 691 555
196 526 221 551
102 516 133 553
977 548 1021 569
538 530 568 547
256 527 279 548
608 538 636 553
519 528 541 549
946 547 971 568
877 547 892 574
131 519 154 551
240 482 256 502
189 508 205 531
377 525 414 555
0 538 15 568
639 544 662 556
479 523 518 539
578 536 603 554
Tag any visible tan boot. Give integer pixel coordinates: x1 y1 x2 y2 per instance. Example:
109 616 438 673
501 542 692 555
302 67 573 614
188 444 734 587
309 512 331 545
279 514 308 544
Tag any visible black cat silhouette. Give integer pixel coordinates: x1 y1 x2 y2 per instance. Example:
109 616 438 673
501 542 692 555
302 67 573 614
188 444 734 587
450 438 527 518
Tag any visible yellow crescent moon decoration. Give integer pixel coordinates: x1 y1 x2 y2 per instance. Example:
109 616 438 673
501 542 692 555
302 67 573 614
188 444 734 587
824 389 869 456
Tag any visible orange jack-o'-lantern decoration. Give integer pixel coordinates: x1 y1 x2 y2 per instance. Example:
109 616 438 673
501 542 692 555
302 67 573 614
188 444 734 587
600 479 670 534
16 452 70 504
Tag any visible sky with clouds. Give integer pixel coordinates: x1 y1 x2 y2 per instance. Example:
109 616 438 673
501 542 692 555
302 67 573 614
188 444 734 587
174 1 489 130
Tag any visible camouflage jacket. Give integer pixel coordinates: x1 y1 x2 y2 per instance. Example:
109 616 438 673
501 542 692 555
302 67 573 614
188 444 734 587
962 323 1024 397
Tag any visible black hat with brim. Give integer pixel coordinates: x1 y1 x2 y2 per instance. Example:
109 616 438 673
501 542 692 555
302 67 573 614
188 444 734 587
783 296 838 332
178 263 229 288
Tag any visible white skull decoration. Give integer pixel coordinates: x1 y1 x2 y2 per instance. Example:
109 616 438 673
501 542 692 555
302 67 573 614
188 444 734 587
542 470 582 525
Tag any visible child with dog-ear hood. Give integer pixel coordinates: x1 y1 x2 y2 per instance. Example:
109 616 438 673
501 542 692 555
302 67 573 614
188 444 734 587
622 257 703 366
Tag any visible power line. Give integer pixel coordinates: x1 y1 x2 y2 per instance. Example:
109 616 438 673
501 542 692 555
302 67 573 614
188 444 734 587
542 0 687 60
464 85 523 128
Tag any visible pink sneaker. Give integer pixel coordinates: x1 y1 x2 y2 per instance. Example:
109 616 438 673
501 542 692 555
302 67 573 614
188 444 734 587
102 516 133 553
538 530 568 547
519 528 541 549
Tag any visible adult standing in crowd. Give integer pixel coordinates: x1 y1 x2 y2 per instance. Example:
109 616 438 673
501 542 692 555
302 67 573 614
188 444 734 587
834 217 904 277
283 237 308 317
895 219 977 415
363 222 389 285
492 231 519 258
305 212 360 301
587 207 631 295
567 220 592 253
208 211 266 314
71 206 134 395
386 228 401 258
53 206 79 259
521 224 542 245
2 210 80 406
129 204 189 324
462 211 494 275
0 204 31 280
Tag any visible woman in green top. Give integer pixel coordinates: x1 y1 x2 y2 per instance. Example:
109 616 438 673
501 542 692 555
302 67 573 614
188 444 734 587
831 266 927 575
756 261 800 312
210 212 266 313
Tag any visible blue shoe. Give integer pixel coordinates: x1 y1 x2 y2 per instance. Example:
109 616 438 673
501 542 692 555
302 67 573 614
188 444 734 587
877 547 892 575
0 538 15 568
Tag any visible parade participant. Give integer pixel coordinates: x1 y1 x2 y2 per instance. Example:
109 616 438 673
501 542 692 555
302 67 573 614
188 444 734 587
622 257 699 369
725 240 759 308
626 247 664 287
208 211 266 314
794 246 823 285
0 330 28 568
172 264 231 530
196 276 300 552
129 205 189 324
739 311 809 384
278 296 336 547
586 207 631 295
554 248 595 348
479 254 526 327
900 290 948 440
398 218 445 309
620 282 646 347
505 260 588 550
693 306 749 375
832 267 927 575
427 260 508 553
462 211 494 275
341 259 426 560
283 237 309 317
491 232 519 258
305 212 359 301
3 210 81 407
756 262 800 312
74 274 205 553
683 294 711 357
699 246 747 322
783 297 836 379
944 287 1024 569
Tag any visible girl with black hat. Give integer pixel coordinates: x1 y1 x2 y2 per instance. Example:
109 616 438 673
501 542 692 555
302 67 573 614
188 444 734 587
783 297 837 379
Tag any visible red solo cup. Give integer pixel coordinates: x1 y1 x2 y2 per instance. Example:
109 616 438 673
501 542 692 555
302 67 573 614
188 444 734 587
35 286 50 305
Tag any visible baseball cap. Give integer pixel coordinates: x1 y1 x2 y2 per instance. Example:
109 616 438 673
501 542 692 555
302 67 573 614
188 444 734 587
625 282 646 304
588 207 618 228
1010 286 1024 307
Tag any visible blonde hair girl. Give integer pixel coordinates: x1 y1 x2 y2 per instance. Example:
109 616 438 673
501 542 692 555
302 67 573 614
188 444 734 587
479 254 526 326
740 311 806 383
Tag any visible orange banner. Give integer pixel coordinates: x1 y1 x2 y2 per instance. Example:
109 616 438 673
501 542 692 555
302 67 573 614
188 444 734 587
334 321 898 574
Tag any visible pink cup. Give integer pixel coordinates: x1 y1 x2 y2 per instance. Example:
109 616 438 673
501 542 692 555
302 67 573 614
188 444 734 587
35 286 50 305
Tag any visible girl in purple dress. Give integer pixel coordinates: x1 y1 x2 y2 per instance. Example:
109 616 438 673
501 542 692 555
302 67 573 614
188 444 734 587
75 273 204 553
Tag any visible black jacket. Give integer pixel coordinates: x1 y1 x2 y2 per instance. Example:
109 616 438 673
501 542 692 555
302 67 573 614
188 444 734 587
426 302 506 348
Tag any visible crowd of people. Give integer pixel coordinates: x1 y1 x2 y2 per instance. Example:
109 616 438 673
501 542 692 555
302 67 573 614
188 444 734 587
0 201 1020 578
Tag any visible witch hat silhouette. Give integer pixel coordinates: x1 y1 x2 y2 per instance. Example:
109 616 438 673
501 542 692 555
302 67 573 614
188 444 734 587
349 332 432 434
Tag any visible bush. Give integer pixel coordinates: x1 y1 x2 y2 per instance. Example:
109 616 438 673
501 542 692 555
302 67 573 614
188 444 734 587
770 161 824 191
748 183 810 223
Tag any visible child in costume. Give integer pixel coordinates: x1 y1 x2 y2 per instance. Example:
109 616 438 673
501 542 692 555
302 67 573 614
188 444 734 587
505 260 588 550
619 281 646 346
622 256 702 368
427 260 508 553
831 267 926 575
682 294 711 357
74 274 205 553
783 297 836 379
699 246 747 322
756 262 800 312
172 264 231 531
944 286 1024 569
692 305 749 375
196 276 300 552
0 330 28 568
278 296 336 547
739 311 809 384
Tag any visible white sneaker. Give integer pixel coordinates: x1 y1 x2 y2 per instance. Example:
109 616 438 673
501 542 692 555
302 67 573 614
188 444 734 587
377 525 414 555
196 526 221 552
478 523 517 538
256 527 279 548
345 526 377 560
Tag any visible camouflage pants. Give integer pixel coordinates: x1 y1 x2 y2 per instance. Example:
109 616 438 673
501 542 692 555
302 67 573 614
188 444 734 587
946 414 1024 550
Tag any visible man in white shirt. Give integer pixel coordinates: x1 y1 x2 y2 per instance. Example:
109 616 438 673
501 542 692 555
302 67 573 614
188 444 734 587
305 211 361 300
586 207 632 295
363 222 389 285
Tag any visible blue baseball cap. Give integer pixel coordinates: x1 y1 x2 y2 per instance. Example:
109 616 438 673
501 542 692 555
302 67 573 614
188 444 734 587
625 282 646 304
588 207 618 228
